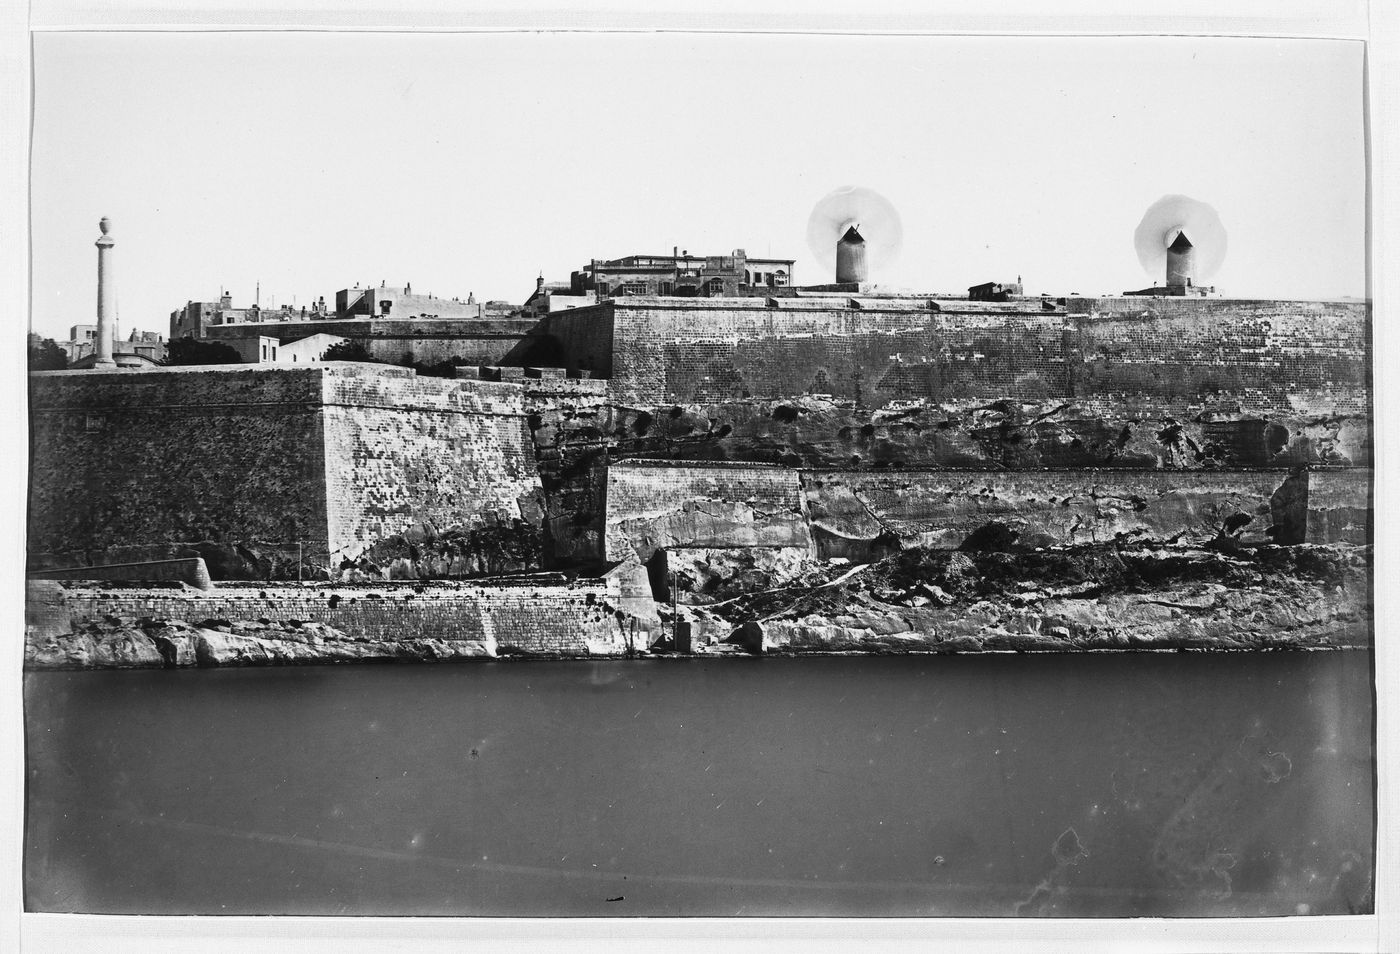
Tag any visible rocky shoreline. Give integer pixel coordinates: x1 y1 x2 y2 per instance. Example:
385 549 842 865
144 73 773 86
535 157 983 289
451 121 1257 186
25 542 1370 669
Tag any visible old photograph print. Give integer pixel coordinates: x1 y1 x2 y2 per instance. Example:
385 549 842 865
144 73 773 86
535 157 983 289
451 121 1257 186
23 31 1374 919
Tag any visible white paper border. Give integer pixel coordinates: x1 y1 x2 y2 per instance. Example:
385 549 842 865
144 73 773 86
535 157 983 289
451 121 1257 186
3 3 1394 952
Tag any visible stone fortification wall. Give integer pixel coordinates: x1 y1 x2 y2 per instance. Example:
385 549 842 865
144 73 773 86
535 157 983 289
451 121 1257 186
27 577 647 657
1071 298 1370 416
597 460 1365 564
28 365 545 580
28 367 330 572
516 373 612 566
604 461 811 563
539 297 1369 417
205 317 539 367
320 366 543 570
1303 468 1370 545
801 468 1294 557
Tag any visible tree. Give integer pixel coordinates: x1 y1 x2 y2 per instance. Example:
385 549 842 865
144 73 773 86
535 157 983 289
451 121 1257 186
27 338 68 371
165 338 243 366
320 340 378 363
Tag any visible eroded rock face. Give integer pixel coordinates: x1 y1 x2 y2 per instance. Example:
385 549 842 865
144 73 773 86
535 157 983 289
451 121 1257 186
675 544 1370 655
532 396 1370 473
337 518 543 582
661 546 815 603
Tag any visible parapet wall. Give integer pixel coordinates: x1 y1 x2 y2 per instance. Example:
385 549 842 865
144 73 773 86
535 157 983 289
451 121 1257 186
1072 298 1370 416
26 577 647 657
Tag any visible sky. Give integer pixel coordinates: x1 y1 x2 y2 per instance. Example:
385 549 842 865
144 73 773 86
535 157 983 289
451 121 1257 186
28 31 1367 342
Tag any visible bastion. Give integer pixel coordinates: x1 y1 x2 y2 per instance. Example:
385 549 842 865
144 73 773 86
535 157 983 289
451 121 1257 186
27 363 544 579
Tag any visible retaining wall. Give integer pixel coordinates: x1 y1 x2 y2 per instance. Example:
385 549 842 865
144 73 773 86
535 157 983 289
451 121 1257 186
26 578 644 656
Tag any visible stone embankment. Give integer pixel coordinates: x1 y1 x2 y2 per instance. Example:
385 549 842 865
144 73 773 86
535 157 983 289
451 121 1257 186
26 616 498 669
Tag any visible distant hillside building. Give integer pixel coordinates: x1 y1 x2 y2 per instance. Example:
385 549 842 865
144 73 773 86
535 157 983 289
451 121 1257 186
569 249 795 299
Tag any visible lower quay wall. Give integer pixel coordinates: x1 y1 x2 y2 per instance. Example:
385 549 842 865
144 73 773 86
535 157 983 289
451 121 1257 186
802 469 1291 558
603 462 811 563
27 579 647 659
599 462 1368 565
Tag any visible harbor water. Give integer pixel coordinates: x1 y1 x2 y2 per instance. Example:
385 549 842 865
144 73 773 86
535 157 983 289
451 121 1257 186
23 651 1374 917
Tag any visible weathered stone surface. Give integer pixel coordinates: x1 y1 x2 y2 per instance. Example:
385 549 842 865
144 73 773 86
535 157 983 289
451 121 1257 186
24 576 657 666
603 461 811 563
801 469 1294 554
26 615 500 669
679 543 1370 656
662 546 814 603
584 396 1370 472
532 297 1368 414
28 365 546 581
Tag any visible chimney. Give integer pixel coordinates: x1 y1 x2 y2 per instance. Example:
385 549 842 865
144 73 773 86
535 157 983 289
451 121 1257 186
93 217 116 368
1166 230 1195 287
835 225 868 284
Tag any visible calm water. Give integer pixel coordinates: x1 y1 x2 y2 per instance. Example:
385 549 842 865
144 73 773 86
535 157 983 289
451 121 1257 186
24 652 1374 917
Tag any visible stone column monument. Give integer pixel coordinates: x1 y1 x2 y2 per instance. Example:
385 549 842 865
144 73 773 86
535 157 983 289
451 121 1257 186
94 216 116 368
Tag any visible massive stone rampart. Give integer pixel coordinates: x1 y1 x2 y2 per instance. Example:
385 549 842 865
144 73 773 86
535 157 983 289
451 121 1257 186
536 297 1369 416
28 364 544 579
29 366 331 572
320 367 542 569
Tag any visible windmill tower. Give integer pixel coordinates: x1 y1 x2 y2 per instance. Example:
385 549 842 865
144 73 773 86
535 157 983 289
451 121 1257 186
807 186 904 287
1132 194 1227 294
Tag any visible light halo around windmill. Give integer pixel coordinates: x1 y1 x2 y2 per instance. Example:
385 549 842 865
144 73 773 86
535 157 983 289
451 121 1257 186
1133 194 1228 286
806 186 904 284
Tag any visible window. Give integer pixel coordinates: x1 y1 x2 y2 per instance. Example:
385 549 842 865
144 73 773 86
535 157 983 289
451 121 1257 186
620 282 648 296
261 344 267 360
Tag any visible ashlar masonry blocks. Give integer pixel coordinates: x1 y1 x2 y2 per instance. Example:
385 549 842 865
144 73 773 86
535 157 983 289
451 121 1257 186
28 363 544 577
